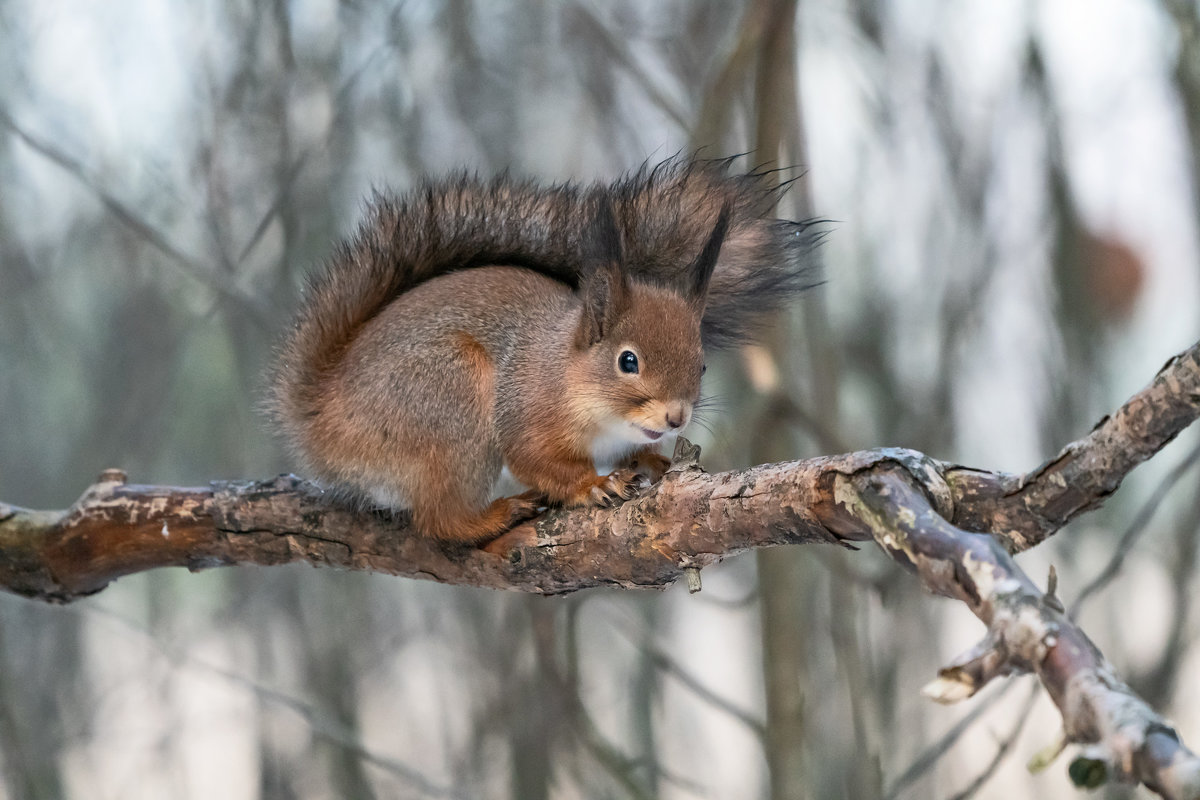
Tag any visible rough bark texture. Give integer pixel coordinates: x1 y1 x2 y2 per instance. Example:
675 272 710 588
944 344 1200 552
3 341 1200 797
0 444 868 602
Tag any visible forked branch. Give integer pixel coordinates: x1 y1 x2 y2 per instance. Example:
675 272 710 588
845 465 1200 799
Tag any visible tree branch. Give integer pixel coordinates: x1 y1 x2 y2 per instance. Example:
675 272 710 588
0 444 865 602
845 464 1200 799
3 340 1200 796
944 343 1200 552
2 340 1199 601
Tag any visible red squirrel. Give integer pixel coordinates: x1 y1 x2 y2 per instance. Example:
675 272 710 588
270 157 820 543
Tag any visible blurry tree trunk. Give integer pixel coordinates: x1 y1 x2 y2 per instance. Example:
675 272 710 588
0 620 67 800
305 579 379 800
1165 0 1200 226
757 550 811 800
628 602 663 794
512 598 555 800
1027 43 1105 449
745 2 851 798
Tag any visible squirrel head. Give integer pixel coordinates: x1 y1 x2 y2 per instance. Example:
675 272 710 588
568 199 730 453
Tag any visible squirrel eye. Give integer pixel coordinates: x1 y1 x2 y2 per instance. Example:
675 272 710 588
701 363 707 375
618 350 639 374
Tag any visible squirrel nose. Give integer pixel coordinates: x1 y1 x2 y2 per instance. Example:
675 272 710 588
665 405 688 429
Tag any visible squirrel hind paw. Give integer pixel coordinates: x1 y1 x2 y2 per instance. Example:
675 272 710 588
506 492 547 524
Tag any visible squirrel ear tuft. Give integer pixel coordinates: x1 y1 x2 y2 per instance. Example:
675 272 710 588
576 260 629 349
576 199 629 348
686 202 731 307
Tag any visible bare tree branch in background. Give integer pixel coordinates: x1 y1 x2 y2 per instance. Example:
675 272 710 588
943 685 1038 800
77 606 470 799
881 681 1021 800
3 331 1200 795
0 108 275 324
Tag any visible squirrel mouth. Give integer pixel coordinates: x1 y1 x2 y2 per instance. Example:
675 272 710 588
637 426 664 441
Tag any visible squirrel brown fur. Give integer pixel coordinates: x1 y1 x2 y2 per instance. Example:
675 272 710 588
269 156 822 544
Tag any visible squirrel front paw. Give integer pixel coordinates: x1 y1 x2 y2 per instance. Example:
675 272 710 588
587 468 652 508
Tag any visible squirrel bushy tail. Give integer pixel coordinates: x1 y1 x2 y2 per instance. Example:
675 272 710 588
271 156 823 430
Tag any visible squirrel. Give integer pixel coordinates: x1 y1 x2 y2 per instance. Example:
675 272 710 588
269 156 821 544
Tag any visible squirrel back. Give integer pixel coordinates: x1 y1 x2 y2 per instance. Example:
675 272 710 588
269 156 821 542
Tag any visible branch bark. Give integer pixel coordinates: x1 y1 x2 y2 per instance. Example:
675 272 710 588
846 465 1200 800
3 340 1200 797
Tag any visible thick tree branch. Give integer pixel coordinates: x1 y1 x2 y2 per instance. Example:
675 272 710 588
0 446 866 602
1 340 1198 602
3 340 1200 796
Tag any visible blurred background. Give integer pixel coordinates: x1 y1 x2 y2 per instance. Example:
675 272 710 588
2 0 1199 798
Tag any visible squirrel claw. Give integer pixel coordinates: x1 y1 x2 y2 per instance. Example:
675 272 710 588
587 467 647 508
589 485 615 507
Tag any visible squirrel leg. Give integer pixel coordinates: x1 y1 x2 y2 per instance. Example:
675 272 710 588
505 453 652 510
404 448 548 544
414 492 544 545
